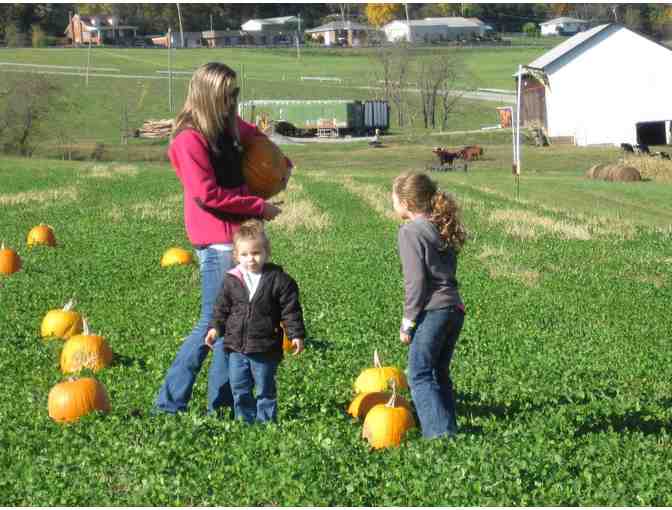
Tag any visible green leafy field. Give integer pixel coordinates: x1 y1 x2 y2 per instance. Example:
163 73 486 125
1 138 671 505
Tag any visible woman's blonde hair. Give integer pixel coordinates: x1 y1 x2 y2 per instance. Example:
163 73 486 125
233 219 271 260
172 62 240 152
393 172 467 252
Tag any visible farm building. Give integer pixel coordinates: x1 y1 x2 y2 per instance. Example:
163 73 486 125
540 17 589 36
305 21 379 47
516 24 672 147
424 17 493 37
202 30 245 48
65 14 138 45
151 31 203 48
383 17 483 43
241 16 298 33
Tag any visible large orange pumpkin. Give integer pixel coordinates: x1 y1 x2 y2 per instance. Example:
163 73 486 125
0 242 21 275
48 377 111 423
41 299 83 340
27 224 56 247
60 319 113 373
160 247 193 267
362 381 416 449
242 135 291 199
353 350 408 394
348 391 412 420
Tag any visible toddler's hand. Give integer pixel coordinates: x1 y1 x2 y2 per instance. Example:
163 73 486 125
399 332 412 345
291 338 304 355
205 328 218 349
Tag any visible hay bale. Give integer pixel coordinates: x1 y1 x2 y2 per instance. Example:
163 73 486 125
604 165 642 182
586 163 610 179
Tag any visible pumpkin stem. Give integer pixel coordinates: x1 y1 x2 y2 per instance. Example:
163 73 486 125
1 241 5 250
63 298 76 311
386 379 397 408
373 349 382 369
82 318 90 335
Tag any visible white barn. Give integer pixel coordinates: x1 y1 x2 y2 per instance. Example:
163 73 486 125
383 18 482 44
241 16 298 33
517 24 672 147
540 17 589 36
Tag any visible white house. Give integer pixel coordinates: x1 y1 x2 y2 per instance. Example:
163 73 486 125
241 16 298 32
383 17 482 43
516 24 672 147
305 21 378 47
540 17 589 36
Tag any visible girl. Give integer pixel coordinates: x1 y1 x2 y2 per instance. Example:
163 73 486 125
391 172 468 439
154 62 284 415
205 220 305 424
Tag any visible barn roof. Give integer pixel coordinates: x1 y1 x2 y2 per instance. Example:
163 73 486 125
526 24 611 70
540 17 589 26
305 21 374 33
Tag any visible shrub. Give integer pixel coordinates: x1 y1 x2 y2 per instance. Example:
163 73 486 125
523 22 540 37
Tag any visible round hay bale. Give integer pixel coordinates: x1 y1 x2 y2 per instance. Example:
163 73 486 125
586 163 609 179
609 165 642 182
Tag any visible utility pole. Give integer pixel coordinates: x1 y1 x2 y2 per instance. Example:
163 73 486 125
86 40 91 87
210 13 214 32
296 13 301 60
404 3 412 44
168 28 174 113
176 2 184 49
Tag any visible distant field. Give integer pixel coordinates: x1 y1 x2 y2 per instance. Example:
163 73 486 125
1 136 670 505
0 44 558 152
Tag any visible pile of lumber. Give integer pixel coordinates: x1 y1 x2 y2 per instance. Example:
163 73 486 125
135 119 173 139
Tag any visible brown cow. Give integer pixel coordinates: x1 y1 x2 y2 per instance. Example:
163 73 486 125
460 145 484 161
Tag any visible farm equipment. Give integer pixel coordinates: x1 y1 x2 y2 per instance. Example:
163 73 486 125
238 99 390 137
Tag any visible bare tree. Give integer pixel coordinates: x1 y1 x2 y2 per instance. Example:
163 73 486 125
418 52 466 130
371 42 412 128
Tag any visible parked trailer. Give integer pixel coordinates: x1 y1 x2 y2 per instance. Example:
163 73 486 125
238 99 389 136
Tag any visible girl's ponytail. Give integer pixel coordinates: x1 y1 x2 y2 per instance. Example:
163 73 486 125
429 190 468 253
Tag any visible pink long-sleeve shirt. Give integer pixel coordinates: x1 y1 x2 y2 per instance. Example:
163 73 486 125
168 119 266 246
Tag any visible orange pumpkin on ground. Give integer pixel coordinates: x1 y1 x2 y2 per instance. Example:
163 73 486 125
0 242 21 275
242 135 291 199
27 224 56 247
353 350 408 394
60 319 113 373
48 377 111 423
161 247 193 267
362 380 416 449
348 391 412 420
41 298 83 340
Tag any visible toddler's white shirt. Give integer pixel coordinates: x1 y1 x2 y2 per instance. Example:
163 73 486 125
242 269 262 301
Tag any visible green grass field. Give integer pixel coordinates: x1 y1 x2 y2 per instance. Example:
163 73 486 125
1 132 671 505
0 44 554 153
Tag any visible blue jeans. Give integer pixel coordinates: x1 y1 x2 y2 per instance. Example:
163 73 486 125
408 306 464 439
228 352 280 424
154 247 234 414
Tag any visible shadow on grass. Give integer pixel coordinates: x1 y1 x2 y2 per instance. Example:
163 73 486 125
113 352 147 369
574 410 672 437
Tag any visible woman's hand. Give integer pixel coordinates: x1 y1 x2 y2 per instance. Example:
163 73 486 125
262 202 282 221
399 332 412 345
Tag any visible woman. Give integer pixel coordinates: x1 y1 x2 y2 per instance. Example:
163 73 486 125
154 62 282 414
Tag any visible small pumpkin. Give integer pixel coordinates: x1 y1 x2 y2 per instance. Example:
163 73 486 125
348 391 412 420
242 135 291 199
281 322 293 353
160 247 193 267
41 298 83 340
353 350 408 394
0 242 22 275
27 224 56 247
60 319 113 373
48 376 111 423
362 380 416 449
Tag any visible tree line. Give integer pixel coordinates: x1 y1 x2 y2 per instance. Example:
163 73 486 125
1 3 671 44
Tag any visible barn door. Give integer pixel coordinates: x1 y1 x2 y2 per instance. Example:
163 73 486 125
520 76 547 129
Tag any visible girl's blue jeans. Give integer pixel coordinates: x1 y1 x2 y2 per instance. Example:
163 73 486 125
228 352 280 424
408 305 464 439
154 246 234 414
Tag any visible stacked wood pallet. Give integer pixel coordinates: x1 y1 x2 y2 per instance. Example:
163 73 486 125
135 119 173 139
